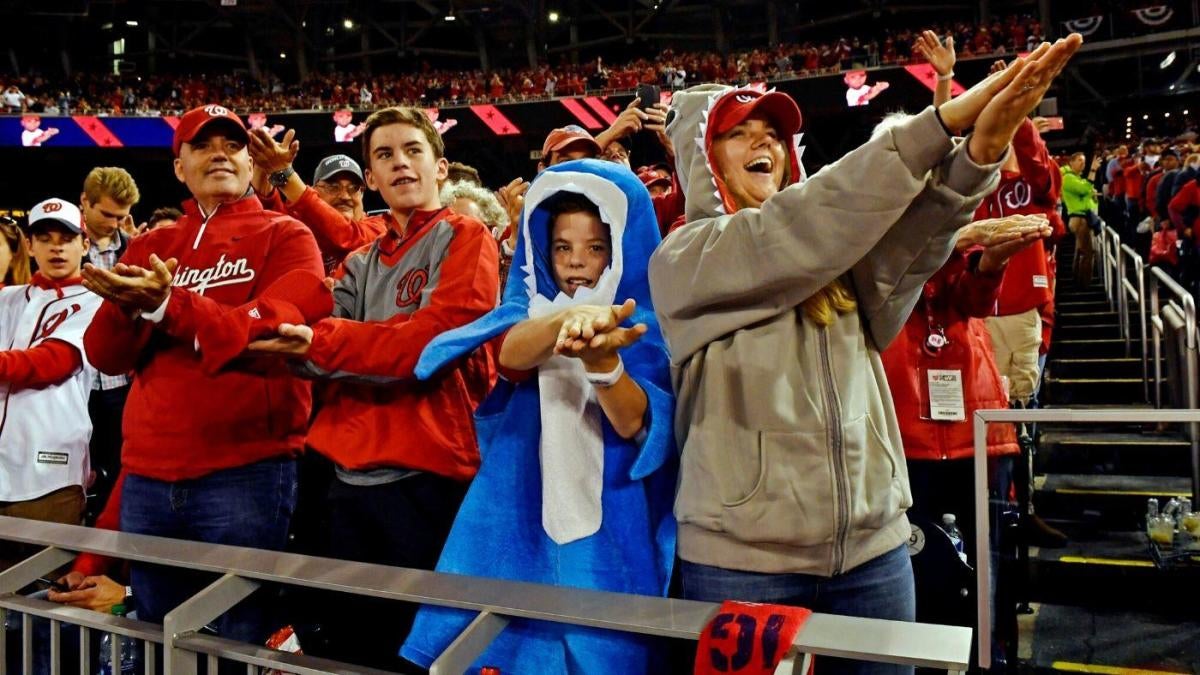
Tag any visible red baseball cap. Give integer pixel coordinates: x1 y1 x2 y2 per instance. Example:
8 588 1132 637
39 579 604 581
709 89 803 138
541 125 602 161
637 169 671 190
173 104 249 156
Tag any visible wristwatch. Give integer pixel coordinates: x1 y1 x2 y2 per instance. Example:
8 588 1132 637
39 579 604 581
268 166 296 188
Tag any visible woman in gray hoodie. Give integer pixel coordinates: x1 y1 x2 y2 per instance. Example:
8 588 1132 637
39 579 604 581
648 36 1081 674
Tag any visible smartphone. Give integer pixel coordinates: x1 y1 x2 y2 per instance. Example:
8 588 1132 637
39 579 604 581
1044 116 1064 131
636 84 660 111
37 576 70 592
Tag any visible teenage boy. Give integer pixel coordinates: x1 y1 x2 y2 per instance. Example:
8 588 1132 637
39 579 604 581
0 199 101 566
78 166 141 519
81 103 325 645
248 105 498 671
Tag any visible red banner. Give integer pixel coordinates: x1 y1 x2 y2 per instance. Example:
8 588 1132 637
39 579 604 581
71 116 123 147
694 601 813 675
469 105 521 136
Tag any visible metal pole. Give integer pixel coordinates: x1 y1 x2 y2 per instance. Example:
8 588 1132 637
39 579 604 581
973 412 991 670
1185 293 1199 505
1118 241 1130 352
1151 274 1163 407
1137 257 1149 402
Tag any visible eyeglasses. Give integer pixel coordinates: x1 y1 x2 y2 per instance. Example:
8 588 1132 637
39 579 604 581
315 181 363 196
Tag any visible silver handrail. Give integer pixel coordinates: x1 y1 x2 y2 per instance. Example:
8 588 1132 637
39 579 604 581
1115 233 1130 346
1098 226 1115 306
971 408 1200 670
0 517 974 674
1120 243 1150 398
1148 267 1200 506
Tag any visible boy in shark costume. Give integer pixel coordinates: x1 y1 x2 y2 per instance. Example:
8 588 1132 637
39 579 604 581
400 158 676 674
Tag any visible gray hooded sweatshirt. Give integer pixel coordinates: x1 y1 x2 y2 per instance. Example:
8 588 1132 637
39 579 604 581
648 85 1003 576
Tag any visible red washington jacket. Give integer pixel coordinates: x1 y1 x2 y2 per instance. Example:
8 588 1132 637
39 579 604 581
84 196 325 481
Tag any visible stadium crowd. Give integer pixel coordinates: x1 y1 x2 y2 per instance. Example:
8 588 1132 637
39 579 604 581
6 24 1197 675
0 14 1046 115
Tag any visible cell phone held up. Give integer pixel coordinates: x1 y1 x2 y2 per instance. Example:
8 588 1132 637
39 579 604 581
636 84 660 112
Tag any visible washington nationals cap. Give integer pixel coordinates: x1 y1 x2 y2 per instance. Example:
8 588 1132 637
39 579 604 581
27 198 84 235
173 104 249 156
708 89 803 138
313 154 365 185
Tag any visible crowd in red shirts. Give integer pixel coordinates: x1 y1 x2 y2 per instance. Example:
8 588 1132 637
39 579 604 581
2 14 1044 116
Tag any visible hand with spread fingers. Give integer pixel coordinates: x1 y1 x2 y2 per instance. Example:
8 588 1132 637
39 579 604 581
914 30 956 77
246 323 315 357
248 127 298 175
82 254 178 314
555 299 647 367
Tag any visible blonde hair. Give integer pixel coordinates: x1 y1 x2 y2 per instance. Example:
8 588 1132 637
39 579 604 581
801 279 857 327
0 219 31 286
83 167 140 207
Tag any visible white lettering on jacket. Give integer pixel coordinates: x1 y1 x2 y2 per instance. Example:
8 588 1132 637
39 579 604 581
173 254 256 294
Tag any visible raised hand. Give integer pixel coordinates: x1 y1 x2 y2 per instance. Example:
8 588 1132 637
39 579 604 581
248 127 299 175
495 177 530 249
915 30 956 76
969 34 1083 163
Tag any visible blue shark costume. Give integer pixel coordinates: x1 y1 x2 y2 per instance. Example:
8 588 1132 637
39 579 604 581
400 159 677 674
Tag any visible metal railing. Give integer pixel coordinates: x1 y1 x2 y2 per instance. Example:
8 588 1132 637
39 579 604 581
0 517 973 675
1119 243 1150 399
971 408 1200 670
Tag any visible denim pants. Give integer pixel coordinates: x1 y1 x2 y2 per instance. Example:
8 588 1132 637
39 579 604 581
120 457 298 645
680 544 915 675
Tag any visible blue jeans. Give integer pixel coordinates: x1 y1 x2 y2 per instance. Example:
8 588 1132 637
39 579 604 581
680 544 915 675
120 457 297 645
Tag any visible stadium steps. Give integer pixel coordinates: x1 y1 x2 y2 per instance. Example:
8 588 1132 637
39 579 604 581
1014 247 1200 674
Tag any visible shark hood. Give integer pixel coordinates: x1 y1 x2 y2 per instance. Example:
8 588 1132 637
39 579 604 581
668 83 808 223
405 158 676 674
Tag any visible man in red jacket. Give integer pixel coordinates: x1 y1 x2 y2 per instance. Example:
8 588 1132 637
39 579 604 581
80 104 325 646
975 118 1061 407
248 106 498 671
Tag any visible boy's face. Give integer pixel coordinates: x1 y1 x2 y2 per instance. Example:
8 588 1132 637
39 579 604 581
28 224 88 280
364 122 448 214
550 210 611 297
21 118 39 131
846 72 867 88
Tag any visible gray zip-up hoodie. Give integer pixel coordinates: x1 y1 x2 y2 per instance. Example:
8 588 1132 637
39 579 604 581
648 85 1003 576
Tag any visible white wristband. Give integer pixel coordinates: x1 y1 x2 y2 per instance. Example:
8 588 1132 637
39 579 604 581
584 357 624 387
139 291 171 323
937 71 954 82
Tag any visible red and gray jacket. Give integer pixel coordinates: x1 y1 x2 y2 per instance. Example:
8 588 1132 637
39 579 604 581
261 187 387 273
302 207 499 480
83 195 325 481
881 251 1019 461
973 119 1061 317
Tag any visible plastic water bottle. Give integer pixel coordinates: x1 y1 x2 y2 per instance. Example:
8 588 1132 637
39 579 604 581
98 604 137 675
942 514 968 564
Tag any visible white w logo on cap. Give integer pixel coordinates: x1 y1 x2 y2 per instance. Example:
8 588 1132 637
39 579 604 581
204 105 229 117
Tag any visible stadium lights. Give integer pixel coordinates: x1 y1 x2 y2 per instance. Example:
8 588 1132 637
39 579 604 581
1170 85 1177 90
343 18 354 29
279 52 287 59
1160 51 1176 69
125 20 138 27
548 10 560 23
445 13 456 21
1166 112 1171 117
1144 114 1150 120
